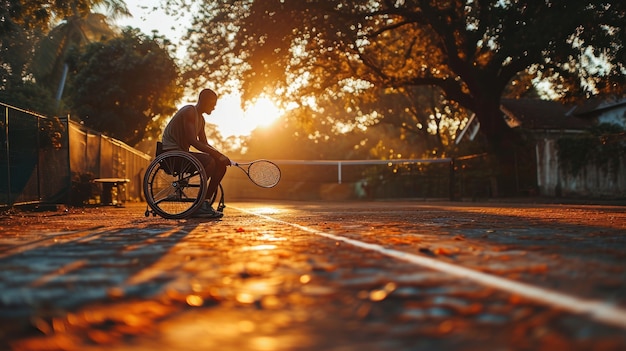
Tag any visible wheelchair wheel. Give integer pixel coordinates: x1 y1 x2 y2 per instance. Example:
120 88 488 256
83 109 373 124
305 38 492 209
143 151 208 219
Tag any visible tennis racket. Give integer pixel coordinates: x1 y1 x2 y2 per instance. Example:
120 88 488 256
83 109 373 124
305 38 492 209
231 160 281 188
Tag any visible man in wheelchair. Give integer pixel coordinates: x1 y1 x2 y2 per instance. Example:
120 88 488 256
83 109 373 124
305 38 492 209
161 89 230 218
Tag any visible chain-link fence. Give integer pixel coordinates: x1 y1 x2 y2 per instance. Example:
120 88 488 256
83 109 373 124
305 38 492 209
68 121 151 205
1 102 150 207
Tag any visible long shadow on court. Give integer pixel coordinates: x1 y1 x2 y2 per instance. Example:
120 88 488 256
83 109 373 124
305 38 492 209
418 205 626 260
0 224 197 342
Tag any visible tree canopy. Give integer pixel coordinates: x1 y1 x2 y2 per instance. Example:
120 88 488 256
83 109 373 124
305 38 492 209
68 29 182 145
0 0 131 113
1 0 130 32
1 0 186 147
183 0 626 153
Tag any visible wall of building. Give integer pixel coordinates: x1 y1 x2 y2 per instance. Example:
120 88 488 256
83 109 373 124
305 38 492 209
535 136 626 198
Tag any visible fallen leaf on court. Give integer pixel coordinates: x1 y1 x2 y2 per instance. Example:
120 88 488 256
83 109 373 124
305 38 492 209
107 287 125 298
509 294 524 304
434 247 453 255
419 247 435 256
388 237 420 245
528 264 548 273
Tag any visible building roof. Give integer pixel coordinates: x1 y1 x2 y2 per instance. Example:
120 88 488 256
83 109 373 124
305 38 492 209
501 98 593 130
455 98 607 144
566 97 626 117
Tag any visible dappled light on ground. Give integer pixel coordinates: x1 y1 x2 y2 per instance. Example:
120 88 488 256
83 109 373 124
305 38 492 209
1 201 625 350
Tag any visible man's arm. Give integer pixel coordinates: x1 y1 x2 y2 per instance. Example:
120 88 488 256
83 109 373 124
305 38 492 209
182 107 229 162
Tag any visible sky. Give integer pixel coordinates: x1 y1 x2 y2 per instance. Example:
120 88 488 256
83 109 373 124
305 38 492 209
115 2 186 56
114 2 282 138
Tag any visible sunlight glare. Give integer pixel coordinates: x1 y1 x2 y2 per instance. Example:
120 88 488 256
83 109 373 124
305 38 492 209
116 2 284 139
207 93 283 138
251 206 282 215
245 97 283 128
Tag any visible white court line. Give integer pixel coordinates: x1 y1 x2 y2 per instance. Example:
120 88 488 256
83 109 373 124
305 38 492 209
234 206 626 330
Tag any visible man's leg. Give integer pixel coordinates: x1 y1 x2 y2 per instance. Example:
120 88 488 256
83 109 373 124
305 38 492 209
192 153 216 201
192 152 226 203
206 158 227 202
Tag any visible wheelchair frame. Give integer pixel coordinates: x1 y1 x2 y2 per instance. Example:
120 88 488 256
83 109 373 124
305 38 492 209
143 148 225 219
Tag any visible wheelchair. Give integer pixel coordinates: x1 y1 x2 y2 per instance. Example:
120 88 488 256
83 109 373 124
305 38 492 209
143 143 225 219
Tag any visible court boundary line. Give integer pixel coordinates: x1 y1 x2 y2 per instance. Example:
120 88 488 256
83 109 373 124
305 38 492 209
233 206 626 330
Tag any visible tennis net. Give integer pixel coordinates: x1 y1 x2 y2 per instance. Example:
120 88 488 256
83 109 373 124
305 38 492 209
221 156 494 201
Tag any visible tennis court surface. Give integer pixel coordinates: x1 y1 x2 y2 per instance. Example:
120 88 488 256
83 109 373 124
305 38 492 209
1 200 625 350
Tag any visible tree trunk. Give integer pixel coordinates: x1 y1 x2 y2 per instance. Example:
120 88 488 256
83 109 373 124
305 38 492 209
473 97 528 197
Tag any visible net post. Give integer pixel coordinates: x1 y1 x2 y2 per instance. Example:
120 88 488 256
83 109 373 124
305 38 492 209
449 157 456 201
337 161 342 184
3 105 10 205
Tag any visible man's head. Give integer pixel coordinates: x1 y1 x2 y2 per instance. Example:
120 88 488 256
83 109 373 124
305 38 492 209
198 89 218 114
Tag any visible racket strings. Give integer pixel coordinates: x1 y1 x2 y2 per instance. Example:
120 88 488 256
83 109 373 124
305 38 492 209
248 162 281 187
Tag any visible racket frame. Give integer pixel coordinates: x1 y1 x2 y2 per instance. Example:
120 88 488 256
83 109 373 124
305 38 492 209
231 159 281 188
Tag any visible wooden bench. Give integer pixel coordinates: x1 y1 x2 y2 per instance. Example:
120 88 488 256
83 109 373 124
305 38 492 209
93 178 130 207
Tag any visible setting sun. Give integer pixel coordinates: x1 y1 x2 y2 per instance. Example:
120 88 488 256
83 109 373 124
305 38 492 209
203 93 283 138
245 97 283 127
117 4 283 139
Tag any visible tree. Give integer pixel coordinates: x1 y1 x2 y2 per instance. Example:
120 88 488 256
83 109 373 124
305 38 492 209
181 0 626 194
0 0 130 114
1 0 129 33
183 0 626 158
31 1 131 111
32 13 118 105
0 22 56 113
1 0 61 35
361 85 472 157
68 29 182 146
0 1 48 109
